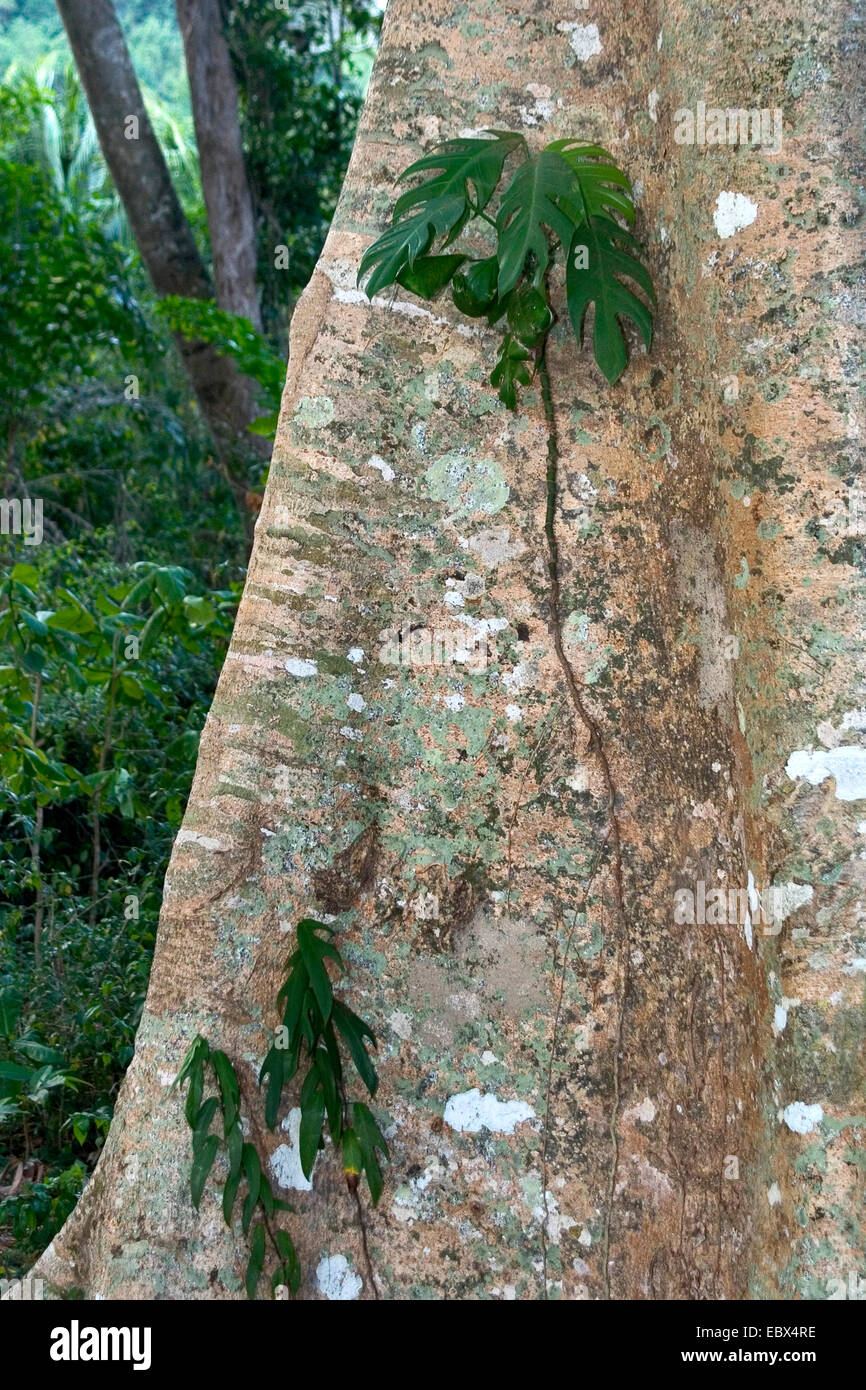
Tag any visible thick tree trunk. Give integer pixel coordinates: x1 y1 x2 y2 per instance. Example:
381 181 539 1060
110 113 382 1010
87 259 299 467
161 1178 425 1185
54 0 261 475
175 0 262 331
35 0 863 1300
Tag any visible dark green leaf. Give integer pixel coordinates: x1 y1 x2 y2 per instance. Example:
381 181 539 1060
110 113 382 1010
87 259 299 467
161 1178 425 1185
331 999 378 1096
396 254 465 300
222 1170 240 1226
359 133 522 297
566 217 654 385
352 1102 389 1206
192 1097 218 1151
226 1118 243 1179
259 1045 285 1130
506 284 554 348
495 148 583 296
299 1085 325 1179
245 1222 265 1299
490 334 532 410
314 1046 342 1142
297 920 334 1023
452 256 499 316
190 1134 219 1210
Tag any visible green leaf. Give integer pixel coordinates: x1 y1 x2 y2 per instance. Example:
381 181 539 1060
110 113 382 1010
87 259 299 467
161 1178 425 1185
0 1060 32 1082
506 284 554 348
211 1050 240 1128
299 1084 325 1179
274 1230 301 1295
184 1064 203 1127
331 999 378 1096
178 1045 211 1097
192 1097 218 1151
296 920 334 1023
259 1045 285 1130
395 132 522 222
0 987 21 1038
226 1118 243 1179
242 1141 261 1229
314 1046 342 1143
396 253 466 300
452 256 499 317
248 411 279 438
352 1101 389 1206
190 1133 219 1209
566 216 655 385
222 1170 241 1226
45 606 96 635
278 955 308 1039
16 1040 65 1066
495 148 583 296
245 1221 265 1299
357 211 441 298
545 141 636 226
490 335 532 410
359 133 522 297
10 563 40 589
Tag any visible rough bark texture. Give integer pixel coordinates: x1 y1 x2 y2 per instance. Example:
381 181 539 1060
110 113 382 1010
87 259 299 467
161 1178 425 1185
55 0 261 468
175 0 263 330
35 0 863 1300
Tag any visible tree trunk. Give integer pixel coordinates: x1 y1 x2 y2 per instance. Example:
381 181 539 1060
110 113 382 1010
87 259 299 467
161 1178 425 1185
35 0 863 1300
174 0 262 331
54 0 260 471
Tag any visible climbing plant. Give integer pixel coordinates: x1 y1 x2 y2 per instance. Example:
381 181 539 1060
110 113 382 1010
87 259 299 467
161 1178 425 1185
357 131 655 401
356 133 653 1297
176 918 387 1298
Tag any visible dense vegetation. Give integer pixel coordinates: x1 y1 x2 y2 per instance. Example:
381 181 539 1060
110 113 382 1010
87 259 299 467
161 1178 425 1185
0 0 378 1277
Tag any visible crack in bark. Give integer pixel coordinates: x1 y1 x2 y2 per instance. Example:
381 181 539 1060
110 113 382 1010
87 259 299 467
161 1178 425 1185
537 344 630 1301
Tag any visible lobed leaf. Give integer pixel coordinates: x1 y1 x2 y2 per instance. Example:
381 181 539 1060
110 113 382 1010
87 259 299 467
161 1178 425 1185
566 216 655 385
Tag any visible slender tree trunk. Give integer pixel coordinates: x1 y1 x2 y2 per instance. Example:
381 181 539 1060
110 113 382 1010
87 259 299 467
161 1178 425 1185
35 0 863 1300
54 0 260 471
175 0 262 331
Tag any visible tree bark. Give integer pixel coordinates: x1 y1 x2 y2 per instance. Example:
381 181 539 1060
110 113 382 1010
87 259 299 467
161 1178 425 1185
35 0 864 1300
174 0 262 331
54 0 260 471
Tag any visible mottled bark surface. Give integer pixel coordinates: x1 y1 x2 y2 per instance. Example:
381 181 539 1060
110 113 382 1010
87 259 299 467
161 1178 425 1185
35 0 863 1300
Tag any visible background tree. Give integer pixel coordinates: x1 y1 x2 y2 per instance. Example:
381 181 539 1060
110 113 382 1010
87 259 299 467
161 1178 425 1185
0 0 377 1274
53 0 263 515
29 0 864 1300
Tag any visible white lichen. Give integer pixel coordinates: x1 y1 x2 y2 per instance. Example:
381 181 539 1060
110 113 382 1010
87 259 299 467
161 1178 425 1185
443 1088 535 1134
315 1254 362 1301
786 745 866 801
713 191 758 238
782 1101 824 1135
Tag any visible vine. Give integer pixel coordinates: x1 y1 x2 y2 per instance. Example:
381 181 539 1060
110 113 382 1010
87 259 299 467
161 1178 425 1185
359 132 654 1297
175 918 388 1299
